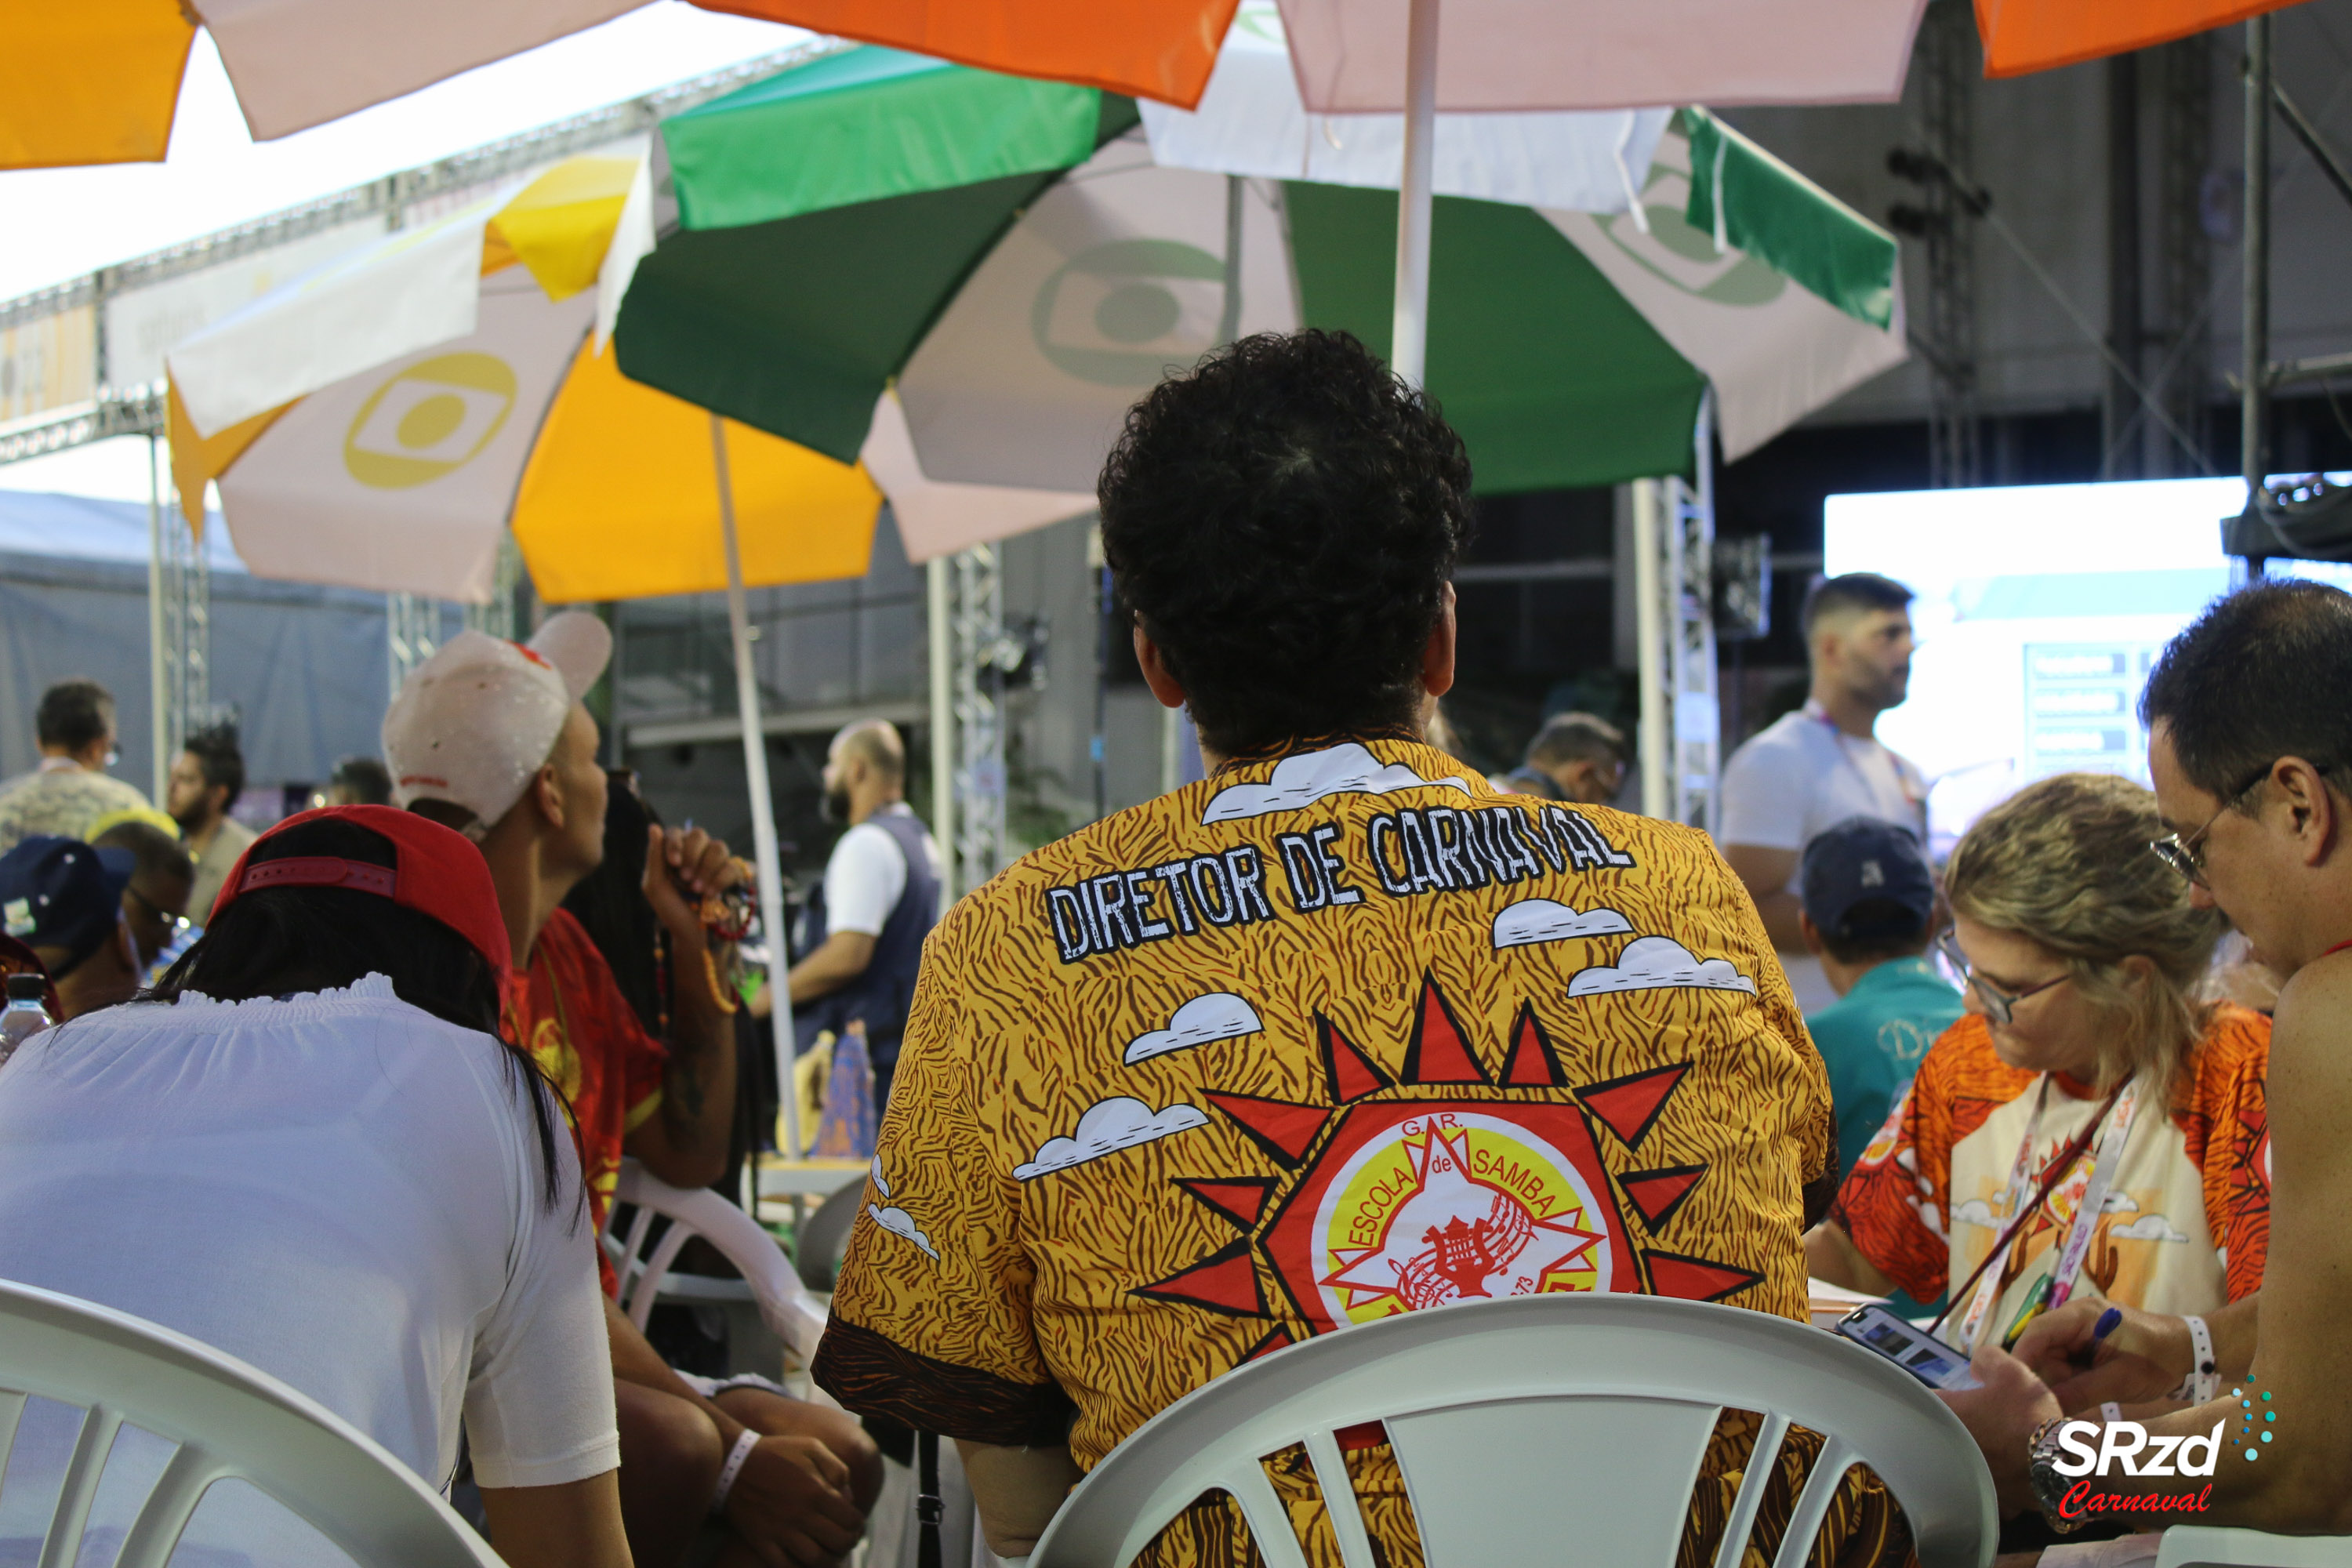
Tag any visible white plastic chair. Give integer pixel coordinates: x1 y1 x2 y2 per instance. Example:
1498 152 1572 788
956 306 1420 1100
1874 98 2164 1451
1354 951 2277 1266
2158 1528 2352 1566
1025 1292 1998 1568
606 1157 829 1370
0 1276 502 1567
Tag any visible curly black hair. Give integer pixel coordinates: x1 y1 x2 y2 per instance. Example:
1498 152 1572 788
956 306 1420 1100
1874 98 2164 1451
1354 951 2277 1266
1096 330 1474 759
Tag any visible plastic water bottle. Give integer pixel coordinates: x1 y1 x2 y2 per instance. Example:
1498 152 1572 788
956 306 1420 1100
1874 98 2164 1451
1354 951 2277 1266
0 973 51 1067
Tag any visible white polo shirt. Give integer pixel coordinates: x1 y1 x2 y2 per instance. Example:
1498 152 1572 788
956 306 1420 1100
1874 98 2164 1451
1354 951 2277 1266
0 976 615 1562
1718 700 1928 1009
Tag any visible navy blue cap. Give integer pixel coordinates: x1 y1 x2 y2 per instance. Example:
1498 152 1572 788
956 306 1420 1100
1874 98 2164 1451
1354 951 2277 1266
0 836 135 977
1798 816 1935 943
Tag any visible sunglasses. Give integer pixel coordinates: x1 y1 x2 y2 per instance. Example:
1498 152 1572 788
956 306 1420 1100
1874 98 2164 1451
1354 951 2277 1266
1934 930 2069 1027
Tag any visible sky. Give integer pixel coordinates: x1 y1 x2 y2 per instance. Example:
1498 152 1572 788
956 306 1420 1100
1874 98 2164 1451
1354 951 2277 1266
0 1 808 504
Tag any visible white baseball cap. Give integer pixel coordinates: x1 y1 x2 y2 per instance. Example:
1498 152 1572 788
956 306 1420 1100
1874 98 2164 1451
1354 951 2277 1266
382 611 612 833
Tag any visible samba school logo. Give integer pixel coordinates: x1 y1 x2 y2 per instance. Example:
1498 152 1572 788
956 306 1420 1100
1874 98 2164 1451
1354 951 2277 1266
1134 975 1764 1352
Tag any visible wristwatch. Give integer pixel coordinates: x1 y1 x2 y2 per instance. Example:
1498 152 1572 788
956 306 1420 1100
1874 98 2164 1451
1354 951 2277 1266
2026 1417 2087 1534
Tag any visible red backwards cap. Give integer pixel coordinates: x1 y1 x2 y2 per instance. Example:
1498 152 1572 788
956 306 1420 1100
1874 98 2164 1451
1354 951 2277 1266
208 804 510 974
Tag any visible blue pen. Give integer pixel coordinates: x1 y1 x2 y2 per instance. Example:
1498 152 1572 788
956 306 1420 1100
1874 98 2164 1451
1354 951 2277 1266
2092 1306 2123 1344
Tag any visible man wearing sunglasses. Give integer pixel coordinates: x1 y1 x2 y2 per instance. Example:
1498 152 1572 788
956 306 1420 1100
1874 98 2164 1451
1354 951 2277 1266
1942 580 2352 1545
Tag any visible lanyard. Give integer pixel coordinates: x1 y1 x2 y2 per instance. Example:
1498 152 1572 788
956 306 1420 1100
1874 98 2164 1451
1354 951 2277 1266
1943 1073 2139 1349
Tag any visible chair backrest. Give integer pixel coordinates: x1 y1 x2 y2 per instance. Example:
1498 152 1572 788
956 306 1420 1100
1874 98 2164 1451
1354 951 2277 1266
0 1276 503 1568
1028 1293 1998 1568
608 1158 829 1365
794 1181 866 1293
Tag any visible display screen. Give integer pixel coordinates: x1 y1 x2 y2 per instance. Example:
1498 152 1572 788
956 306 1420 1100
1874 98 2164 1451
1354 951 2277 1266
1823 477 2352 855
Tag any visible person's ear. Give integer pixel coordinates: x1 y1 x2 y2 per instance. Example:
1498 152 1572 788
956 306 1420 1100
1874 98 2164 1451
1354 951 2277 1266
1798 912 1827 958
1134 626 1187 711
531 763 566 830
1420 584 1457 699
2118 953 2157 993
2275 756 2340 867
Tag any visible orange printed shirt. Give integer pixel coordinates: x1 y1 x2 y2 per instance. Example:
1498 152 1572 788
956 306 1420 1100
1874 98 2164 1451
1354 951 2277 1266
814 739 1833 1491
1832 1007 2270 1348
503 907 669 1293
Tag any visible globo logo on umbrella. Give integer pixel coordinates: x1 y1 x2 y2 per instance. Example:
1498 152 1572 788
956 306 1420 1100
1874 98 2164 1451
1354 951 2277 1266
1030 239 1234 387
344 353 519 489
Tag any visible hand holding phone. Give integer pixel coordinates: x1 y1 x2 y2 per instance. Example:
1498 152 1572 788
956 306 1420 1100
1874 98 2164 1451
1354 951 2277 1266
1835 1305 1983 1390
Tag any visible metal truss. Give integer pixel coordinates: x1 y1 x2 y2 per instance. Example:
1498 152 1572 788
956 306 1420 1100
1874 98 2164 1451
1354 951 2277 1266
1632 397 1722 832
949 545 1009 895
0 389 166 466
2150 33 2216 477
1914 0 1984 489
385 595 445 703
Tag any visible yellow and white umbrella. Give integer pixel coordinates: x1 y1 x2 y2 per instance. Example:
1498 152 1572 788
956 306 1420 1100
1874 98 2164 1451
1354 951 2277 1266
166 150 881 604
166 151 881 1158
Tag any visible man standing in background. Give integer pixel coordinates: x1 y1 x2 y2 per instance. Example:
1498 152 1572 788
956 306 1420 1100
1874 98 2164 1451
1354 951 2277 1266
0 681 151 855
168 725 256 920
1500 712 1629 806
1719 574 1926 1010
788 720 942 1114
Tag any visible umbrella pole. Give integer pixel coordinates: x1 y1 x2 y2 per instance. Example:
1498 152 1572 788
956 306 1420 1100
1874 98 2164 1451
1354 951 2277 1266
1391 0 1441 384
710 412 802 1163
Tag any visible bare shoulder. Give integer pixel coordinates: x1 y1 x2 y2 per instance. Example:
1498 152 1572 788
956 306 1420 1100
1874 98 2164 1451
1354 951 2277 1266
2267 953 2352 1105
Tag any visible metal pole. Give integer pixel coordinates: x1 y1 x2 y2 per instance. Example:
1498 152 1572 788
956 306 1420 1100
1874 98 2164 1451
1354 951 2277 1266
1632 477 1668 818
147 437 168 802
926 556 956 904
710 412 800 1162
1390 0 1440 385
2243 15 2271 524
2104 52 2143 479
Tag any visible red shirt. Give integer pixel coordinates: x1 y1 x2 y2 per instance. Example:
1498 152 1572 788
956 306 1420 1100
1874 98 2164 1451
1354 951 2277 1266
503 907 668 1294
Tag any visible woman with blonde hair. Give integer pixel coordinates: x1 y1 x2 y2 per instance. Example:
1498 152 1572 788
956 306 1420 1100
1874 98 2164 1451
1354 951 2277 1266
1808 771 2270 1382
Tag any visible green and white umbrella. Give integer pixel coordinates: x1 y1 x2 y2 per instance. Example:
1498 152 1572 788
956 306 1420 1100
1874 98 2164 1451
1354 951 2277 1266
611 42 1905 554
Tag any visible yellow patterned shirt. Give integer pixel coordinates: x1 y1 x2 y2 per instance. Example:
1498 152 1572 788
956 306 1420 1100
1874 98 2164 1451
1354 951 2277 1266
815 738 1838 1552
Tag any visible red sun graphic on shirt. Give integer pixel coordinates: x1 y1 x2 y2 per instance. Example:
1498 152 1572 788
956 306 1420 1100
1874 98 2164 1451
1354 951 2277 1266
1132 974 1763 1356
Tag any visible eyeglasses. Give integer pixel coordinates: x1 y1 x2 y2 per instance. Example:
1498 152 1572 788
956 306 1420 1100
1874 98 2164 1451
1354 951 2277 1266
1935 930 2069 1026
2148 763 2277 887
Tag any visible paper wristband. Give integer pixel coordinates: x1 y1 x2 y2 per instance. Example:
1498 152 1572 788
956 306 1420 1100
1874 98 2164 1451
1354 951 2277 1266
712 1428 760 1515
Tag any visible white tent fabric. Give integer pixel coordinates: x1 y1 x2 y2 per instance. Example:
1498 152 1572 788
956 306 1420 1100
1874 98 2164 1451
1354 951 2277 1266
1140 4 1672 216
169 199 500 438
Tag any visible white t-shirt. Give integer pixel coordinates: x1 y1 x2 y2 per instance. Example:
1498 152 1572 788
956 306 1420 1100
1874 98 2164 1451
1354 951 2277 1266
0 977 617 1502
822 802 945 938
1718 700 1928 1009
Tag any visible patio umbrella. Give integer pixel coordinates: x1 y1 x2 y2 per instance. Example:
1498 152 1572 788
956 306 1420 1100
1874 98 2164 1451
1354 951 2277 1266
4 0 656 169
684 0 1926 382
1976 0 2307 76
165 150 880 1158
612 44 1904 514
687 0 1929 112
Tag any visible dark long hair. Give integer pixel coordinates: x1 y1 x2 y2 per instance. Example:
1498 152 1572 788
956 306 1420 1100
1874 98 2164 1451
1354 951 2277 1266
146 818 572 1212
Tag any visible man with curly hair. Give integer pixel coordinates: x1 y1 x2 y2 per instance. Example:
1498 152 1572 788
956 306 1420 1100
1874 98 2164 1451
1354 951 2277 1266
817 332 1887 1566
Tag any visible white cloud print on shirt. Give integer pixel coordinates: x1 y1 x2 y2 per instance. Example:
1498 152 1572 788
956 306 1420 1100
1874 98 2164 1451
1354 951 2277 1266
1200 742 1470 824
1014 1097 1207 1180
1123 992 1263 1065
1492 898 1634 949
866 1157 938 1260
1566 936 1757 997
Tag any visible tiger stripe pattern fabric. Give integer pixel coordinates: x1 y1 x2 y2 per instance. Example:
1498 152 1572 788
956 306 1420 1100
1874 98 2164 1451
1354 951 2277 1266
815 737 1871 1564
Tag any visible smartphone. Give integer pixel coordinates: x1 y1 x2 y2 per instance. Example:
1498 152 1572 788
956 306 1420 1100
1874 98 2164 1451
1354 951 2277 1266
1835 1305 1981 1390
